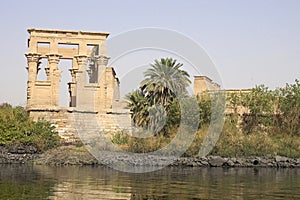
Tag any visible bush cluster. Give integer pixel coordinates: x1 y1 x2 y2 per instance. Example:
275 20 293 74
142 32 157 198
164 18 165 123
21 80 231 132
0 103 60 152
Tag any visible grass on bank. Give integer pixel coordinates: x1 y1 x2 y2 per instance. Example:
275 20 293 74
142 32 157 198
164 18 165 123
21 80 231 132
111 120 300 158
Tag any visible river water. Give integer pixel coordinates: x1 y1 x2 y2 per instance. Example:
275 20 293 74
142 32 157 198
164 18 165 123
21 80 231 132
0 165 299 199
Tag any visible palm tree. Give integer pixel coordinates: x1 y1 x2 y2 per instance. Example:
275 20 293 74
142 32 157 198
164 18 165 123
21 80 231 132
125 89 150 127
126 58 191 134
140 58 191 107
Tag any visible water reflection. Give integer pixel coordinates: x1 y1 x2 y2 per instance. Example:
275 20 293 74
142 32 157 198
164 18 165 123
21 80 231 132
0 165 299 200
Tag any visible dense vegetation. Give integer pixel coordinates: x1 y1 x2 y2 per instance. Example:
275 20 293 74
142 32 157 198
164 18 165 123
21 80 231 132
114 58 300 158
0 103 60 152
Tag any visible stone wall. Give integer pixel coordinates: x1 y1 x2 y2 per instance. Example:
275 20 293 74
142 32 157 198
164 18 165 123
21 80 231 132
193 76 221 96
29 107 131 144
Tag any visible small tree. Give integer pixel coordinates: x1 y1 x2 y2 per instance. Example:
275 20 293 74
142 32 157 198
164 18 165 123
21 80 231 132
240 85 275 133
276 80 300 135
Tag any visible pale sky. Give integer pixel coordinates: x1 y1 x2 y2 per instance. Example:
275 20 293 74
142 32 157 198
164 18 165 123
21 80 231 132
0 0 299 106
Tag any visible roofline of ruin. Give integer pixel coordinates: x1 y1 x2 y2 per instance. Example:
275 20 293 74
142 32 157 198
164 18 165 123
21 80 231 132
27 28 110 37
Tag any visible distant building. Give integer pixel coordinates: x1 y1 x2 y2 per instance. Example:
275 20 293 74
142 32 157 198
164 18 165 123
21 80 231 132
193 75 252 115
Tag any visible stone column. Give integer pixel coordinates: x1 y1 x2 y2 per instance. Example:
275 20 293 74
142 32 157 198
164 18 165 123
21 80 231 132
68 68 76 107
25 53 41 107
74 55 88 109
95 54 109 112
96 54 110 83
74 55 88 82
47 54 62 106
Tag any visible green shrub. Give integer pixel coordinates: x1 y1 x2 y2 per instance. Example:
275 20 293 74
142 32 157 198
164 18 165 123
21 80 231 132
0 104 60 152
111 131 129 145
275 80 300 136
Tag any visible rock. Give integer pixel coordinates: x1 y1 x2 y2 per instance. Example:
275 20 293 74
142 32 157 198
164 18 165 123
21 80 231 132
7 144 38 154
200 160 209 166
236 158 245 165
66 156 80 165
267 162 275 167
275 156 289 163
260 158 269 165
187 162 198 167
28 146 38 154
208 156 227 167
226 159 235 167
277 162 288 168
198 156 208 161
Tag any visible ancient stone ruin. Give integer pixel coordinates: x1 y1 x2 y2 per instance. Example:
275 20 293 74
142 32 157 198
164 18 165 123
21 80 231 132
25 28 131 143
25 28 251 143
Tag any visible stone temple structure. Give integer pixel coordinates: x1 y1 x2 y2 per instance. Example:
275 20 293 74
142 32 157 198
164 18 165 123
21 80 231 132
25 28 131 143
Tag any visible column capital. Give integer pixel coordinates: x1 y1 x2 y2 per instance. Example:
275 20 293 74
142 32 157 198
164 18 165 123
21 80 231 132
25 52 41 63
95 54 110 66
46 53 62 65
74 55 88 66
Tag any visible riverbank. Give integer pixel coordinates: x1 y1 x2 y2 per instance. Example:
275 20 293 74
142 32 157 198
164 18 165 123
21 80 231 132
2 145 299 168
34 146 300 168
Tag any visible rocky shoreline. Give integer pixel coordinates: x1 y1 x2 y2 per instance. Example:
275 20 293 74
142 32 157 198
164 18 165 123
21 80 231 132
0 145 40 164
1 145 300 168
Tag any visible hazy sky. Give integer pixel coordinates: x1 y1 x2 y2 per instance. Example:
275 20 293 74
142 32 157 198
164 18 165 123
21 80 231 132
0 0 299 106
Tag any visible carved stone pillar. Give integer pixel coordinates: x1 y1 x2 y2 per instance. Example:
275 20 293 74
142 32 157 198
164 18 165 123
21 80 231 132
74 55 88 83
96 54 110 83
25 53 41 107
74 55 88 109
46 54 62 106
68 68 77 107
